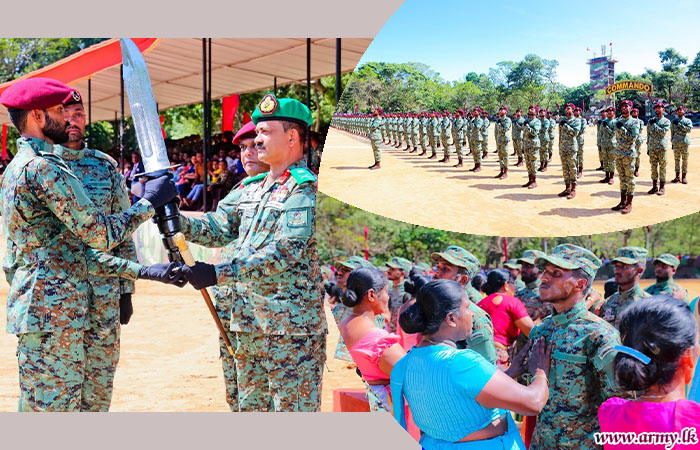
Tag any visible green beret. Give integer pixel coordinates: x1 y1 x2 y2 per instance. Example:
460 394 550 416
611 247 648 265
535 244 602 279
251 93 313 126
653 253 679 269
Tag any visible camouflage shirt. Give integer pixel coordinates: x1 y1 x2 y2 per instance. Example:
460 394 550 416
671 117 693 145
647 116 671 151
461 284 497 363
530 301 622 450
494 116 512 143
644 279 689 303
523 117 541 146
512 117 525 142
2 138 150 334
180 159 327 336
516 278 542 317
388 281 409 334
600 118 617 147
598 284 650 328
614 116 639 157
369 116 383 140
559 117 581 152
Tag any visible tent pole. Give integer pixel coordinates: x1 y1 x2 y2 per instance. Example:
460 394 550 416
336 38 341 105
202 38 208 212
88 78 92 149
274 76 277 95
120 64 124 171
306 38 312 166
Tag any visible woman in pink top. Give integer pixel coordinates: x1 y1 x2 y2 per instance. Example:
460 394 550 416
598 295 700 449
478 269 534 369
339 267 407 412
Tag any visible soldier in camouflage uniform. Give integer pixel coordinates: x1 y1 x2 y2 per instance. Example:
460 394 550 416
385 256 412 333
557 104 582 200
537 109 550 172
503 259 526 292
451 110 466 167
469 108 484 172
431 246 497 364
670 105 693 184
547 110 556 163
428 111 439 159
530 244 623 450
647 102 672 195
611 100 640 214
480 109 490 160
180 94 327 412
515 250 547 318
0 79 182 411
522 105 541 188
630 108 643 177
494 106 512 179
419 112 430 156
410 112 420 153
599 106 617 185
597 247 650 328
573 107 585 175
368 108 383 170
512 108 525 166
595 113 605 171
439 110 453 163
644 253 689 302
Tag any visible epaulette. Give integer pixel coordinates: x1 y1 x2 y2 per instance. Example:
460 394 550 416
289 167 316 185
243 172 267 186
36 150 74 174
90 149 119 169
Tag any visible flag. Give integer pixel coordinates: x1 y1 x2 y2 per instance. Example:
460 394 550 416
364 226 369 260
221 94 240 133
1 124 6 159
503 238 508 261
609 42 612 46
159 115 166 139
242 112 252 124
355 102 359 114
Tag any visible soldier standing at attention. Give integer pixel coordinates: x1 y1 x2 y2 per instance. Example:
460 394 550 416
644 253 689 302
647 102 672 195
670 105 693 184
529 244 623 450
515 250 547 317
384 256 412 333
368 108 383 170
537 109 550 172
410 112 420 153
179 94 327 412
630 108 643 177
480 109 490 160
469 108 484 172
557 104 581 200
419 112 429 156
439 109 453 164
596 112 605 171
451 110 465 167
611 100 639 214
494 106 512 179
547 109 556 163
512 108 525 166
503 259 525 292
427 111 437 159
0 78 183 411
573 107 585 176
599 106 617 185
597 247 650 328
522 105 541 188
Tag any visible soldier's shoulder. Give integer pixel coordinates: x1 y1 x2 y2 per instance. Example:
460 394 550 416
289 166 317 185
242 172 267 186
87 149 119 169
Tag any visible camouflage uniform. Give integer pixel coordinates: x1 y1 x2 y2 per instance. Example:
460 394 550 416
53 145 138 412
523 116 541 176
647 115 671 183
538 115 550 167
644 253 688 302
419 114 429 153
180 159 327 412
429 115 439 156
597 247 650 328
411 114 420 151
2 137 150 411
512 117 525 161
470 115 484 165
633 116 644 173
600 117 617 174
452 114 466 161
440 115 453 158
433 115 442 152
558 116 581 184
530 245 623 450
548 115 556 161
614 115 640 194
369 115 383 163
596 118 604 168
576 116 586 170
480 115 490 156
671 115 692 175
494 115 512 171
385 256 412 333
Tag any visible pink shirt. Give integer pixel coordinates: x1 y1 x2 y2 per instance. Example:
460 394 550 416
348 327 400 382
598 397 700 450
478 293 529 346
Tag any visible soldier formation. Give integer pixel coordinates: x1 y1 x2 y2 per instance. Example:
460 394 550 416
333 100 694 214
323 242 698 449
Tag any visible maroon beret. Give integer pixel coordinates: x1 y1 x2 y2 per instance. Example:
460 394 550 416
232 120 256 145
606 106 616 112
498 106 508 112
630 108 639 113
565 103 575 109
654 102 665 108
528 105 539 112
676 105 687 112
620 100 633 107
0 77 80 110
574 107 582 112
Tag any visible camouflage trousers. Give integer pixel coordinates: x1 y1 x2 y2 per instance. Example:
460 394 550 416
601 145 616 173
363 380 390 412
635 140 642 171
496 140 510 169
539 140 549 164
429 134 438 153
649 148 668 182
616 156 636 194
214 287 238 411
524 144 539 176
370 138 382 163
472 140 483 164
481 138 488 154
560 150 578 183
453 135 464 159
17 330 85 411
673 142 689 173
80 320 120 411
576 136 584 169
420 133 429 152
441 135 452 157
234 332 326 412
513 139 523 158
598 145 603 165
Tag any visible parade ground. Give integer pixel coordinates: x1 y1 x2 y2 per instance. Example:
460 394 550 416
319 127 700 237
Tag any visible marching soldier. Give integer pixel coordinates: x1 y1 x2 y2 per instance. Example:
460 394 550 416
611 100 640 214
419 112 430 156
647 102 671 195
428 111 439 159
410 112 420 153
537 109 550 172
599 106 617 185
494 106 512 179
597 247 650 328
522 105 542 188
596 112 605 171
557 104 581 200
670 105 692 184
644 253 689 302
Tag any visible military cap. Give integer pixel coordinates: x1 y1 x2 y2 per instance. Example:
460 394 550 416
574 107 582 112
252 93 313 126
653 102 665 109
377 263 390 271
386 257 412 272
606 106 616 112
334 256 374 271
1 77 80 110
565 103 575 110
413 262 432 272
653 253 679 269
457 109 465 115
676 105 687 112
631 108 639 113
517 250 547 265
503 259 522 270
535 244 602 279
528 105 539 113
515 108 523 113
431 246 480 276
232 120 256 145
620 100 633 108
499 106 508 112
611 246 648 265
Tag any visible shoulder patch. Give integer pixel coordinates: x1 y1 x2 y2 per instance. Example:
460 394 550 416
289 167 316 185
243 172 267 186
91 149 119 169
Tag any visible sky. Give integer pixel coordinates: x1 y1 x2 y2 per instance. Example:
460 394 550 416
358 0 699 87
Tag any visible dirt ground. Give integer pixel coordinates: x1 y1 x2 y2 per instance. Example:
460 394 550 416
0 241 364 411
319 127 700 237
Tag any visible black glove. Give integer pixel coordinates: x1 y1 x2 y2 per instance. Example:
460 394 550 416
648 118 657 125
559 119 567 126
138 262 187 287
181 262 218 290
119 293 133 325
672 118 679 125
323 281 344 299
143 175 178 209
616 121 623 129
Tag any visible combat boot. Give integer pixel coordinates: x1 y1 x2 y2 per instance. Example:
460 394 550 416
537 162 544 172
671 172 681 183
404 145 410 151
528 175 537 189
657 181 665 195
634 166 639 177
648 180 658 194
482 151 488 159
621 194 633 215
501 168 508 179
511 150 517 156
516 156 524 167
682 173 688 184
368 162 381 170
607 172 614 185
596 164 604 171
566 182 577 199
438 155 450 163
494 168 504 179
557 183 571 197
542 160 548 172
453 157 463 168
599 172 610 183
428 151 437 159
418 148 427 156
409 147 417 153
578 166 583 177
470 163 481 173
612 191 626 211
522 174 533 188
